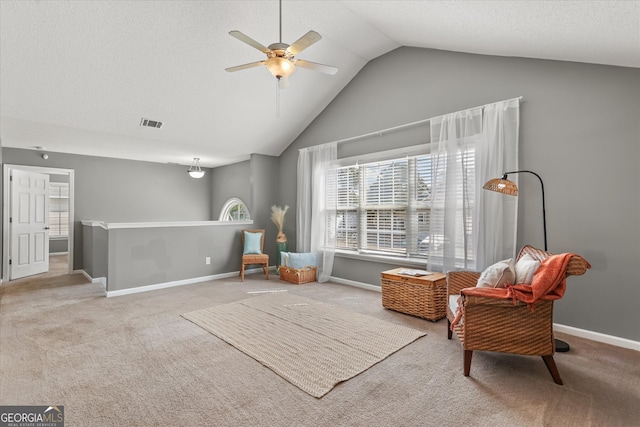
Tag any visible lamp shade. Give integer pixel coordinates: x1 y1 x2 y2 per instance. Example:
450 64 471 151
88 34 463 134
265 56 295 79
483 177 518 196
188 158 205 179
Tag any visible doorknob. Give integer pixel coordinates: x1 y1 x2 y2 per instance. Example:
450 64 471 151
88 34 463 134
44 227 50 230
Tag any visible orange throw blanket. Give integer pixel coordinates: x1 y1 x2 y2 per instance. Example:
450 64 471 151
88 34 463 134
451 253 585 329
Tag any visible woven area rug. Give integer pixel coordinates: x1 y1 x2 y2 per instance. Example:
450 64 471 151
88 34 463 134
182 293 426 398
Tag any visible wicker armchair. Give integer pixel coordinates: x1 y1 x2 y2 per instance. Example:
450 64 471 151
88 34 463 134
446 245 590 385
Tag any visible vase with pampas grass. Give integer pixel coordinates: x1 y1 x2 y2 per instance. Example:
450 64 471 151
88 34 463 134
271 205 289 243
271 205 289 274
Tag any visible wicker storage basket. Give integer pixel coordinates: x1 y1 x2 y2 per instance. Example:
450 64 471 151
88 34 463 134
381 269 447 322
279 266 317 284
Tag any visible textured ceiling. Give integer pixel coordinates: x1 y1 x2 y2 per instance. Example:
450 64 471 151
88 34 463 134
1 0 638 168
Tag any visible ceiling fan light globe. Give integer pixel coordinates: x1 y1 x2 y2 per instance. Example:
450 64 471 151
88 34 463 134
266 56 295 79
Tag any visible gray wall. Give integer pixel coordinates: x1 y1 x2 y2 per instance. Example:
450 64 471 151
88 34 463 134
210 154 282 263
278 47 640 341
2 148 213 271
49 239 68 254
106 223 247 292
210 160 250 218
249 153 281 261
82 223 108 279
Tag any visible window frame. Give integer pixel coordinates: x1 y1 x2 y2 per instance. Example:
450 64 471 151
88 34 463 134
218 198 251 222
334 144 432 262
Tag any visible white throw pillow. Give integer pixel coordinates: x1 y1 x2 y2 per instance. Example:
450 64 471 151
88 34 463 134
514 253 541 285
477 258 515 288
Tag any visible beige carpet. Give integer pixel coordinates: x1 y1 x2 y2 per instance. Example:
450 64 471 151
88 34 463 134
2 271 640 426
182 293 426 397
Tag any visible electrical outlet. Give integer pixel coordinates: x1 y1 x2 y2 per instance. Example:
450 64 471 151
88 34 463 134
205 257 211 265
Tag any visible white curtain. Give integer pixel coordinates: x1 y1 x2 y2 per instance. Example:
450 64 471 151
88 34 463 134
296 142 337 282
476 98 520 268
428 108 483 273
428 99 519 273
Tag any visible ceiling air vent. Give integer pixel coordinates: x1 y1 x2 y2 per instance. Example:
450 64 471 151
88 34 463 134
140 118 163 129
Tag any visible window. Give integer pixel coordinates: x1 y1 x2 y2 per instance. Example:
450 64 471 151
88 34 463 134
49 182 69 238
219 198 251 221
336 152 433 258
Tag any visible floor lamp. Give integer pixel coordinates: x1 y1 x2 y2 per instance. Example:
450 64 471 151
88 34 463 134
483 170 570 353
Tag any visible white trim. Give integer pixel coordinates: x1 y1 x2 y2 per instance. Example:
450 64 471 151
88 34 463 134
107 274 226 297
329 275 640 351
80 220 253 230
3 164 75 281
554 323 640 352
328 275 382 292
79 270 107 289
335 249 427 268
105 267 270 298
218 197 251 221
105 221 253 230
108 220 253 229
81 220 107 229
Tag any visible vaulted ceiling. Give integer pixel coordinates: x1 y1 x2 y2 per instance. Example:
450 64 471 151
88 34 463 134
1 1 638 168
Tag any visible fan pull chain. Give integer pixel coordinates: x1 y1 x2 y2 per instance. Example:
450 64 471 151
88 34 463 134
276 77 280 118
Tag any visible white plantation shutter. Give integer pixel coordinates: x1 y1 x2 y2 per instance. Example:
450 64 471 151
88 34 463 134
334 154 432 258
362 159 408 254
49 182 69 238
411 155 432 256
336 166 359 250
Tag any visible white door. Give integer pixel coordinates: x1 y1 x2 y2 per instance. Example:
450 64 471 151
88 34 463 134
10 169 50 280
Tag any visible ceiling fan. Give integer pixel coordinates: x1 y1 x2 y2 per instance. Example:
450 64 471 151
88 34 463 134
225 0 338 86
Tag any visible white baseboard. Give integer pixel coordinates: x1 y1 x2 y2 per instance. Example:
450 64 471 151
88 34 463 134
79 270 107 287
329 276 383 292
553 323 640 352
104 267 266 298
106 275 224 298
331 275 640 352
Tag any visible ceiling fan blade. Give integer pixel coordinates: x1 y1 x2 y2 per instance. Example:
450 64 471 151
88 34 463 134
225 61 266 73
295 59 338 75
229 30 271 54
286 30 322 56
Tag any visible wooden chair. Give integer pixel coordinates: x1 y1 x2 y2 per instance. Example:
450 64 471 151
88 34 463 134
446 245 590 385
240 229 269 281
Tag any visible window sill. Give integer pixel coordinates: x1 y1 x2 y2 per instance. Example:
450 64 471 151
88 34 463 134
335 249 427 268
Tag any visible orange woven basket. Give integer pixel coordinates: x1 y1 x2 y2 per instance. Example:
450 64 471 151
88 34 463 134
279 266 317 284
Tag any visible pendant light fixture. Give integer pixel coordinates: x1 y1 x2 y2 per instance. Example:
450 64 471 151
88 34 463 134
188 158 205 179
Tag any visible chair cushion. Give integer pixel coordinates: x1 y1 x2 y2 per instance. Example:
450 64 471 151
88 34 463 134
514 253 541 284
288 252 317 269
477 258 515 288
243 231 262 255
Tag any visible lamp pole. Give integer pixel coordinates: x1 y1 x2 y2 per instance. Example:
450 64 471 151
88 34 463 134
503 170 547 251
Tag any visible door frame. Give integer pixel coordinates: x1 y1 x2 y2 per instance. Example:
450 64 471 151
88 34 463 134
3 164 75 281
